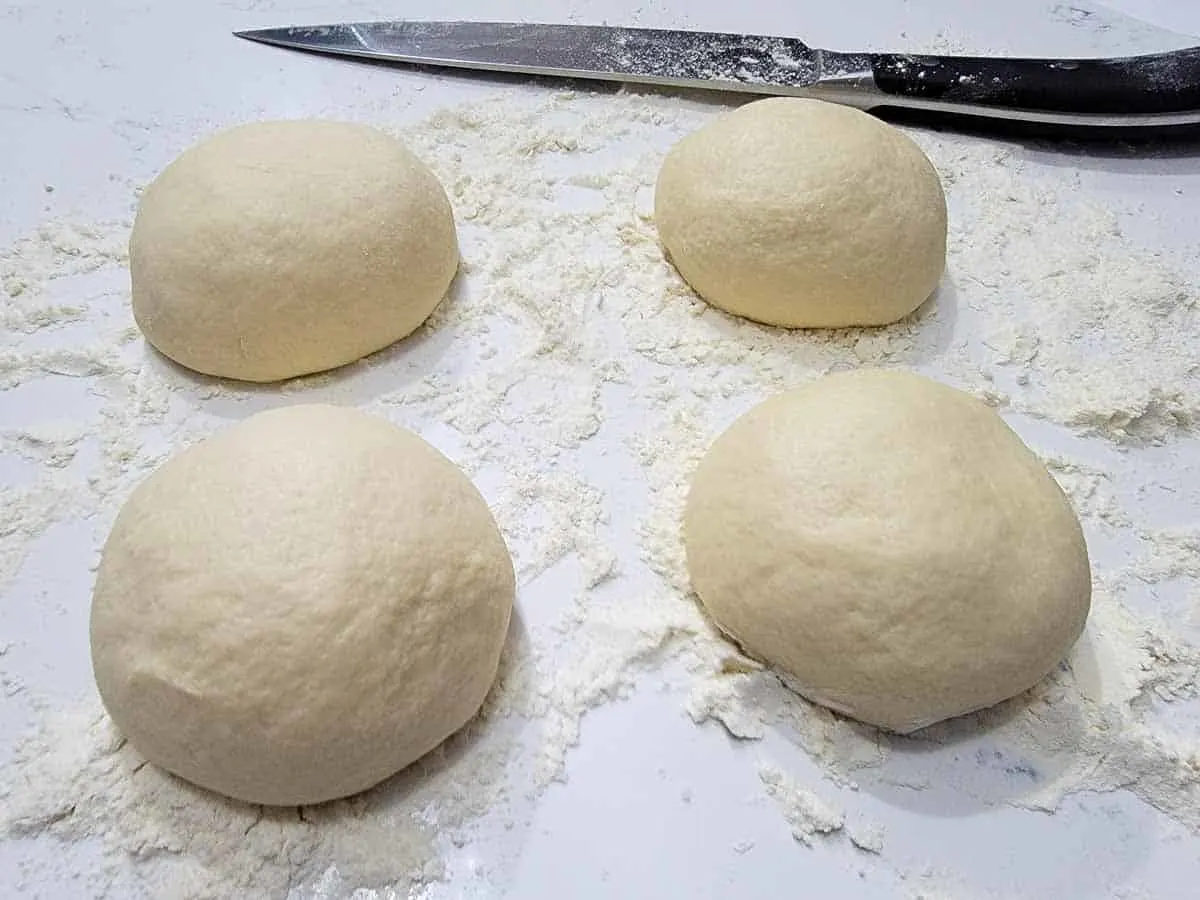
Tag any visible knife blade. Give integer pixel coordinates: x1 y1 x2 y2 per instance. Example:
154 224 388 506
234 21 1200 130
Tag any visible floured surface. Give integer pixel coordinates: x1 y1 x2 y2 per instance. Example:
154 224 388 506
2 2 1200 898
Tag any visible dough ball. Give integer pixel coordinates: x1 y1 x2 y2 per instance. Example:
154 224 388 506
684 370 1090 733
90 405 513 806
130 121 458 382
655 98 947 328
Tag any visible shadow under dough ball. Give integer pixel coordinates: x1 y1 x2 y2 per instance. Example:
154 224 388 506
129 120 458 382
684 369 1091 733
89 404 514 806
655 98 947 328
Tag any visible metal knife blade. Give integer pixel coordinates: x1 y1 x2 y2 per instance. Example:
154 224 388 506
234 21 837 94
234 21 1200 130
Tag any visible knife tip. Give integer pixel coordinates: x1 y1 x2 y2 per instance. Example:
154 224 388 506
233 27 280 44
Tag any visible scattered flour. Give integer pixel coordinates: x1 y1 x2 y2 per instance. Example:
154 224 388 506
4 709 442 899
1128 527 1200 583
757 765 846 846
0 481 83 586
2 421 88 469
1 83 1198 897
1040 454 1132 527
846 822 886 855
0 222 126 333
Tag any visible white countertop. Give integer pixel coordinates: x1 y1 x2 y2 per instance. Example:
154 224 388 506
2 2 1200 898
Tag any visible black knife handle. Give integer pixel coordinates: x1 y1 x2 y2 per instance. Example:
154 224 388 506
870 46 1200 115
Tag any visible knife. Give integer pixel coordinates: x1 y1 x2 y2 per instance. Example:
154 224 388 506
234 21 1200 131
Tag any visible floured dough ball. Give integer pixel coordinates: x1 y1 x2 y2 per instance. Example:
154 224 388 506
684 370 1090 733
655 98 946 328
130 120 458 382
90 405 513 806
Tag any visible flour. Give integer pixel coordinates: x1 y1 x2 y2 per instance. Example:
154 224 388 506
506 592 700 787
3 642 537 898
677 586 1200 830
1040 454 1132 527
929 143 1199 444
687 669 768 741
1128 527 1200 583
0 481 82 586
2 421 88 469
846 822 886 855
492 469 618 589
0 222 126 332
1 84 1199 897
757 765 846 846
4 708 442 899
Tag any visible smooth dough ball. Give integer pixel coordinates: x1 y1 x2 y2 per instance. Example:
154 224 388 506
655 98 947 328
684 370 1090 733
90 405 513 806
130 120 458 382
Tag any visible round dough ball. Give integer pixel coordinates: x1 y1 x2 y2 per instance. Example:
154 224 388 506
655 98 947 328
90 405 513 806
684 370 1090 733
130 121 458 382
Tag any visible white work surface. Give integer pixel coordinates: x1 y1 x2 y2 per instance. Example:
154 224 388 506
3 1 1200 898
